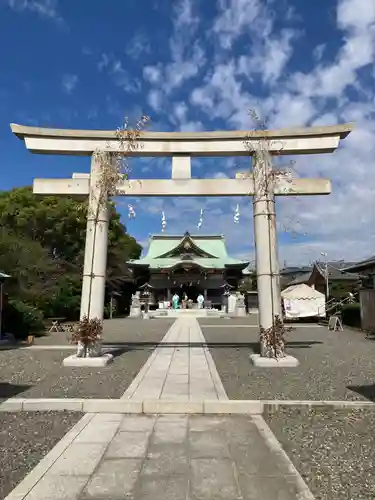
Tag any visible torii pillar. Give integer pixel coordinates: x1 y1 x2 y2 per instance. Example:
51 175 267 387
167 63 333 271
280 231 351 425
79 154 110 321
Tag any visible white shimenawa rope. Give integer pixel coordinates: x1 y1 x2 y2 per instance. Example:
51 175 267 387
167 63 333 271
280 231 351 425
161 211 166 232
233 204 240 223
197 208 203 229
128 204 136 219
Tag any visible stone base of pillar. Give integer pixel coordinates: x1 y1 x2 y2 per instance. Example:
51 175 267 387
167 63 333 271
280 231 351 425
129 306 141 318
235 306 247 317
249 354 299 367
63 353 113 367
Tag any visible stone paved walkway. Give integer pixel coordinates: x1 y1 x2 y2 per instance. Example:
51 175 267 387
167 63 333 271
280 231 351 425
121 318 227 401
8 413 307 500
5 318 314 500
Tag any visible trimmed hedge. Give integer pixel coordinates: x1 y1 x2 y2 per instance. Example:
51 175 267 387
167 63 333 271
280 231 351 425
341 302 361 329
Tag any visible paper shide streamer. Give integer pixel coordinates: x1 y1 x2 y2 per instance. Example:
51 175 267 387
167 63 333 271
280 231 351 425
128 204 136 219
233 204 240 224
197 208 203 229
161 211 167 232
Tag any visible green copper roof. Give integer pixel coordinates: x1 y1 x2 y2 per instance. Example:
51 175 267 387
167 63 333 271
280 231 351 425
128 232 248 269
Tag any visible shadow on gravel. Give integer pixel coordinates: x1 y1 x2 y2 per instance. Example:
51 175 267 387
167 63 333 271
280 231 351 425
347 384 375 402
107 346 147 358
103 340 323 350
0 382 30 400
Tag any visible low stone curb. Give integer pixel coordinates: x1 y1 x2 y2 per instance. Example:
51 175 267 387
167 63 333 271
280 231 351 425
252 415 316 500
0 398 374 414
263 400 375 412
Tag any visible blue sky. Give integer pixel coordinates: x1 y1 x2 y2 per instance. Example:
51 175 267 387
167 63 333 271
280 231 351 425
0 0 374 265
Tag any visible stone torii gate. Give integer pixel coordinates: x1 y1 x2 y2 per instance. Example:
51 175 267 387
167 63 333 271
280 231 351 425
11 123 352 353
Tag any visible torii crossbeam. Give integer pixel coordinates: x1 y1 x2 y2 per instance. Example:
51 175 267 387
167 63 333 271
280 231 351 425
33 176 331 197
10 122 353 358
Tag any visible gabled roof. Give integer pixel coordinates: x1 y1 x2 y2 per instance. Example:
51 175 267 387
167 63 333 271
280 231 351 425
287 272 311 286
242 264 255 275
158 233 218 259
127 232 248 269
314 261 361 281
280 266 313 276
342 255 375 273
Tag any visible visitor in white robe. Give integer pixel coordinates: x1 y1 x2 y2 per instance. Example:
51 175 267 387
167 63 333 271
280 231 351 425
197 293 204 309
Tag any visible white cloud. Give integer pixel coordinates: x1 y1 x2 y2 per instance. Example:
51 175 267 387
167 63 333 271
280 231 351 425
98 53 141 93
113 0 375 266
125 33 150 60
337 0 375 31
143 0 206 120
147 89 164 111
289 2 375 100
212 0 266 49
183 0 375 264
61 74 78 94
7 0 62 21
313 44 326 62
143 66 162 84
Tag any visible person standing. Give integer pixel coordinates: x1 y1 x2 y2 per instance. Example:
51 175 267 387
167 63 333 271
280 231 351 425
197 293 204 309
172 293 180 309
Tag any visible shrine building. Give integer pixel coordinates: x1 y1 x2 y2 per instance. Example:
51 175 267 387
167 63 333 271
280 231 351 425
127 231 249 308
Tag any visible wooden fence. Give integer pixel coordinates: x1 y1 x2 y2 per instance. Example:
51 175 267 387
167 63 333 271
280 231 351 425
359 288 375 330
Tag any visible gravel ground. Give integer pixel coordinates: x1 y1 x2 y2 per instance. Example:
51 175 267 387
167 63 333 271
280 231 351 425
0 411 83 499
202 322 375 400
0 342 170 401
0 348 155 399
34 318 175 345
265 407 375 499
0 320 174 400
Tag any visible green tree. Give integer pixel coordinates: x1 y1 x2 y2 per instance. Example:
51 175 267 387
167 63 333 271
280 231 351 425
238 273 257 293
0 228 64 309
0 186 142 326
0 187 142 265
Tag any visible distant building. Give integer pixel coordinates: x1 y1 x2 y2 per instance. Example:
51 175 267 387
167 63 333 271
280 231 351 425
306 261 361 298
342 255 375 289
127 231 249 308
280 266 313 289
281 261 362 298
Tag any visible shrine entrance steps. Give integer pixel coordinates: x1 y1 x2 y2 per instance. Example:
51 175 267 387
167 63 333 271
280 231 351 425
150 308 228 318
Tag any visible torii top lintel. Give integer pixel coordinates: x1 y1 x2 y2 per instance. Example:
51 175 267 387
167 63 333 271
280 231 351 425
10 123 353 157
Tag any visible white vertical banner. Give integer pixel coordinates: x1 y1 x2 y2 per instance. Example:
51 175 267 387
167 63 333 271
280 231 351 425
161 211 167 232
197 208 203 229
233 204 240 223
128 204 136 218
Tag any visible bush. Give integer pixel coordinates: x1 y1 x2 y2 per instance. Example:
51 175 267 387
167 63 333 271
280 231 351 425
41 276 81 321
341 302 361 328
2 299 44 339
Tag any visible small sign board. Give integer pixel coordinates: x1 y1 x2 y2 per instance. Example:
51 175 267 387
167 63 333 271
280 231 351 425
328 315 343 331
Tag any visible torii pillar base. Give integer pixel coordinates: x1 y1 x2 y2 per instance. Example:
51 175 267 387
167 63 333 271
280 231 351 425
250 354 300 367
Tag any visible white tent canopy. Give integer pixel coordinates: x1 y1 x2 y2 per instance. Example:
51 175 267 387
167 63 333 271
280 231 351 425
281 284 325 319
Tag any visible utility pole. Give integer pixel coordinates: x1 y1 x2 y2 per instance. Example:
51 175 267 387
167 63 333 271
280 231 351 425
320 252 329 299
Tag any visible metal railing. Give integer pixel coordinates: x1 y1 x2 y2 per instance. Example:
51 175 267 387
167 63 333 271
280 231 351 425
318 293 355 318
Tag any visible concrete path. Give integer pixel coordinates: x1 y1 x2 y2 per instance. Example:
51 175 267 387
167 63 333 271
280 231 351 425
121 318 227 401
6 413 312 500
